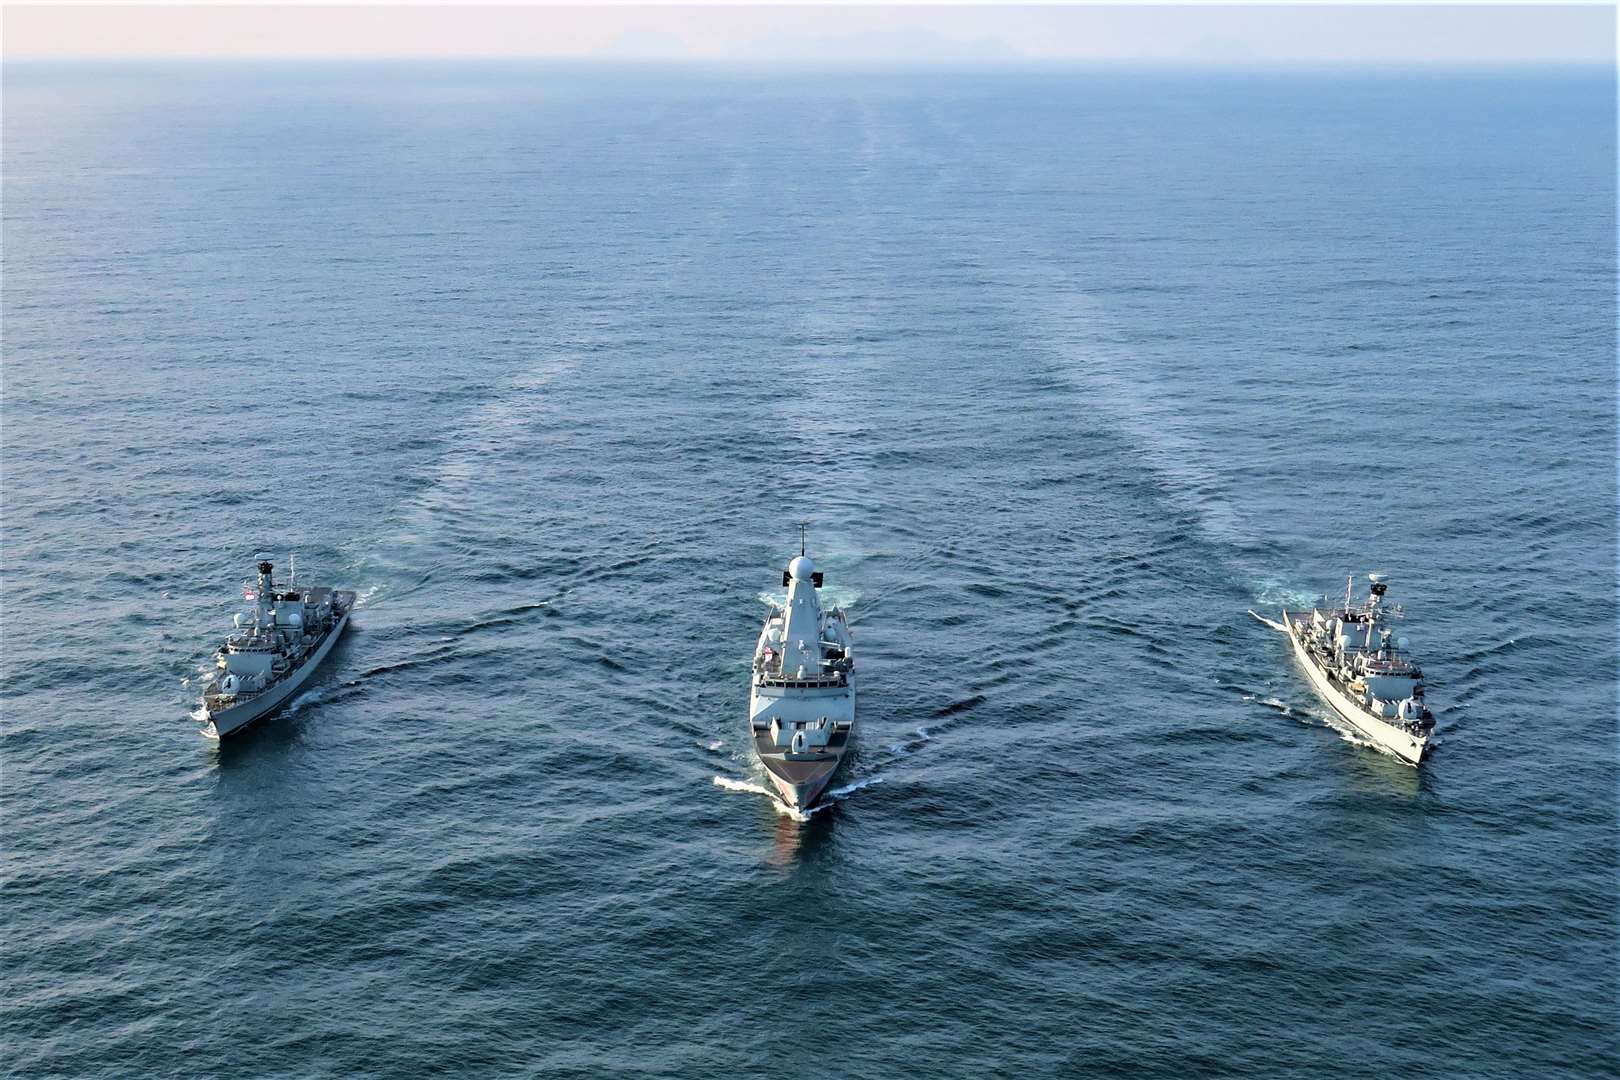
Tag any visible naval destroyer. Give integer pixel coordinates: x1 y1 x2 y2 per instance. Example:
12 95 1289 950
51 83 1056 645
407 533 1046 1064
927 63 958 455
748 539 856 810
196 558 355 739
1255 575 1435 765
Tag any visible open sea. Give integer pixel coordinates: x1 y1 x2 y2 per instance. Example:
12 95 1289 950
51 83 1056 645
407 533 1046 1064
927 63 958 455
3 62 1616 1078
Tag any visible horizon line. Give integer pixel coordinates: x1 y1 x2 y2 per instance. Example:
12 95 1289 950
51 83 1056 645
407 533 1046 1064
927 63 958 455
6 5 1610 65
6 54 1615 67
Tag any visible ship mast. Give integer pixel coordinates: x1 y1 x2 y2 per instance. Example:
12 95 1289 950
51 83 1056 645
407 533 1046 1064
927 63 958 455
255 559 273 630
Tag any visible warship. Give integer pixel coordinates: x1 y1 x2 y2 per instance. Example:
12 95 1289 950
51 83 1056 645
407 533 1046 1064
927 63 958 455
748 537 856 810
1254 575 1434 765
196 558 355 739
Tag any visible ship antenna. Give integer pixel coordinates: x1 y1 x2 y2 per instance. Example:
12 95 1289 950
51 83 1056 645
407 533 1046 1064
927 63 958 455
798 521 808 556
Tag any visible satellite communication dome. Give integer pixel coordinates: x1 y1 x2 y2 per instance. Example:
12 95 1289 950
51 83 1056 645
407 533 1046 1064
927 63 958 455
788 555 816 581
1398 637 1410 650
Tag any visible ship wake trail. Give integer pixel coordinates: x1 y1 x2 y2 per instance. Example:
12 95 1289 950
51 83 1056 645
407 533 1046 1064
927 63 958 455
1248 610 1289 633
1014 275 1252 550
343 351 583 597
1252 580 1324 610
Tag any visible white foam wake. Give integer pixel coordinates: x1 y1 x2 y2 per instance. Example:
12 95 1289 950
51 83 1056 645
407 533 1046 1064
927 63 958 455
712 775 809 821
286 689 324 715
1247 610 1289 634
711 775 770 797
757 587 862 610
1319 715 1377 752
818 586 862 611
711 773 886 821
1252 580 1324 609
823 775 884 801
890 726 932 755
1287 707 1389 758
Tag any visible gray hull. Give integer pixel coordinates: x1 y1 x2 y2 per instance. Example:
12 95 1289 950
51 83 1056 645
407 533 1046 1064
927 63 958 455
203 613 350 739
752 724 854 809
748 670 857 810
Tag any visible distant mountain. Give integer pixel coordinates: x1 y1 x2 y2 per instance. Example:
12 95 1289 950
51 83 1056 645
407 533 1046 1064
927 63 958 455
593 31 693 60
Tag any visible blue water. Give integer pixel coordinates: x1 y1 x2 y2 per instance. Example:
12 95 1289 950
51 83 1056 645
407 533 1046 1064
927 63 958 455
3 63 1616 1078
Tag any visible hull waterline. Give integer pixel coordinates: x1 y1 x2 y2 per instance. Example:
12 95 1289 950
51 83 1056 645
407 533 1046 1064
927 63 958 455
768 771 834 811
203 612 350 739
1283 610 1429 766
753 729 853 810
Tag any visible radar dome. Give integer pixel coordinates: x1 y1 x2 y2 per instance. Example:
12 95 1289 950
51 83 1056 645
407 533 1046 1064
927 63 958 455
1398 637 1410 650
788 555 816 581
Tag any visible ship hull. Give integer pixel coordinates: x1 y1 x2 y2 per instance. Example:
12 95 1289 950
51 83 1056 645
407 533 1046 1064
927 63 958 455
760 752 843 810
1283 612 1429 766
202 613 350 740
751 726 854 810
748 677 856 811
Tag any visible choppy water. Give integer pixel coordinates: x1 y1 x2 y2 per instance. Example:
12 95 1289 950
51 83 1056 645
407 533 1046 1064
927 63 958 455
4 63 1616 1078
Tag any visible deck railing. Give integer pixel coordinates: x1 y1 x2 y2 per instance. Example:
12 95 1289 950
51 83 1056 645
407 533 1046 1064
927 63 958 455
755 671 849 689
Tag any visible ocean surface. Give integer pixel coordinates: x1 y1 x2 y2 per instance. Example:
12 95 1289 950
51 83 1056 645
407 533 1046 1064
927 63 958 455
3 63 1616 1078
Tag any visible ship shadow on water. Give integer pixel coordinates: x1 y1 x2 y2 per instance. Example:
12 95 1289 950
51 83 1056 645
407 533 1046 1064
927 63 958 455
1306 708 1437 801
1338 737 1433 800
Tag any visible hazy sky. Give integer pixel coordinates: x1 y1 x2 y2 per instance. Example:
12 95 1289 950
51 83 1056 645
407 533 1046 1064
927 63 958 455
4 3 1613 63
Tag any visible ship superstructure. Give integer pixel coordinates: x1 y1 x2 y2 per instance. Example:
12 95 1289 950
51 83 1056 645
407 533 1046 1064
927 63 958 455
197 558 354 739
748 543 856 809
1273 575 1434 765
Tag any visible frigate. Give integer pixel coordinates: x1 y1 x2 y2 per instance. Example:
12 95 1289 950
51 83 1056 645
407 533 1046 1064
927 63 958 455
196 558 355 740
748 539 856 810
1254 575 1434 765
